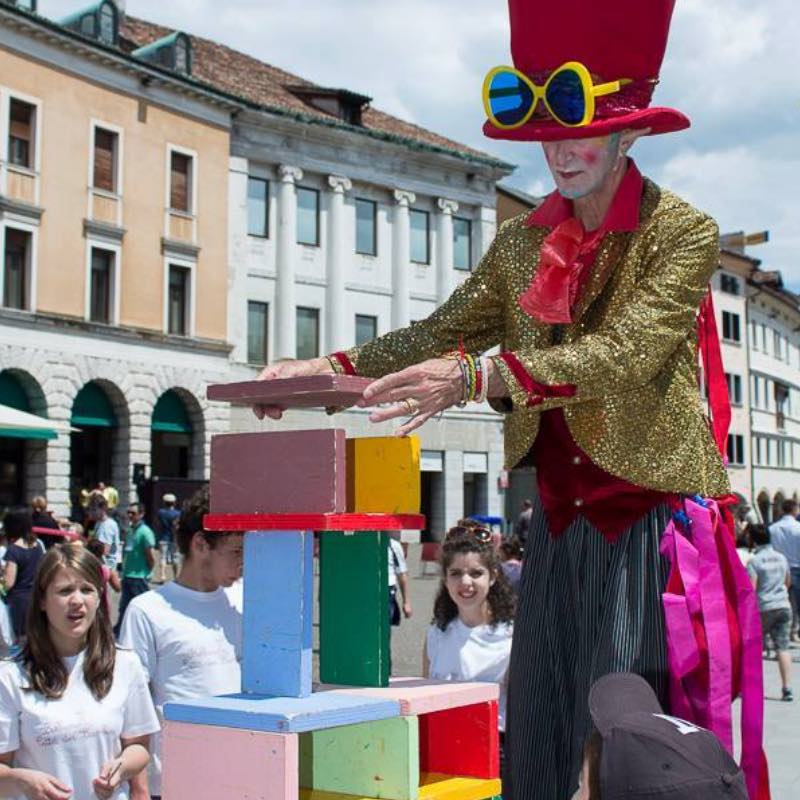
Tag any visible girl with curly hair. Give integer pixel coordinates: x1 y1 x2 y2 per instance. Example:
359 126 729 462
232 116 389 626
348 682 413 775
423 524 515 737
0 544 159 800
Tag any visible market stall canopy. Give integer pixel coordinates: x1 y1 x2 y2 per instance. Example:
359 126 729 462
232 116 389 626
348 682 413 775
0 403 69 440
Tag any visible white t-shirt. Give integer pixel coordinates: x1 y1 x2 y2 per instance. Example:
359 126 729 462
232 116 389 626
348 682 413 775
119 581 243 795
388 539 408 588
0 649 159 800
94 517 121 570
426 618 513 731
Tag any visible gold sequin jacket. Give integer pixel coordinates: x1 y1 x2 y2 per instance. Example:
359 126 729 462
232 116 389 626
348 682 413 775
344 178 730 496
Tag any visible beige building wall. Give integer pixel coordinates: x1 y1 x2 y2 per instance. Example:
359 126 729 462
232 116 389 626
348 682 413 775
0 47 229 341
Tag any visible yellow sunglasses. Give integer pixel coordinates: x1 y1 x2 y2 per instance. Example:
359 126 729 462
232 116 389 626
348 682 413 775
483 61 630 130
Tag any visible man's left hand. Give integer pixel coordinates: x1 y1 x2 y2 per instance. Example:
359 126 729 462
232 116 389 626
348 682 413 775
358 358 463 435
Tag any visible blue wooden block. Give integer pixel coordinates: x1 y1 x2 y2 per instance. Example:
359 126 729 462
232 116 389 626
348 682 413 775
164 692 401 733
243 531 313 698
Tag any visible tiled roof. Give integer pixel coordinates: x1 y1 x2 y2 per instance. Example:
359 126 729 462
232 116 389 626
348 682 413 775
119 16 510 169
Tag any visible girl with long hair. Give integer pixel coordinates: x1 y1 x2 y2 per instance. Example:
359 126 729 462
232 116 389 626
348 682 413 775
423 524 515 735
0 544 159 799
3 509 43 641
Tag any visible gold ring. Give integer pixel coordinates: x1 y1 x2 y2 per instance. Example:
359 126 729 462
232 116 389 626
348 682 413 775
403 398 420 415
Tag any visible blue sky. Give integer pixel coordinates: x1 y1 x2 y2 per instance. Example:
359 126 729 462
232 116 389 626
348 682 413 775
43 0 800 287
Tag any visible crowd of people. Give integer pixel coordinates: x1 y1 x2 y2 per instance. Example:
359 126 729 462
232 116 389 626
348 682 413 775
0 489 758 799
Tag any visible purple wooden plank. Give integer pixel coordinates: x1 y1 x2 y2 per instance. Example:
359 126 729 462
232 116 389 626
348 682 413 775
210 430 346 514
207 375 373 409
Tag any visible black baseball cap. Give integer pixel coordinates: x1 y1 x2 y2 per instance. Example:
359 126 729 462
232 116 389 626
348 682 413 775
588 673 748 799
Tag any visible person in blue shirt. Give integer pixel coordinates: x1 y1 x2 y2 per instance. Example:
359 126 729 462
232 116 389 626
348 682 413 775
155 494 180 583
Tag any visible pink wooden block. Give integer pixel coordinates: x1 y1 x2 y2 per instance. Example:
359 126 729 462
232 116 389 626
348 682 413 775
207 375 372 408
317 677 499 715
210 430 346 514
162 720 298 800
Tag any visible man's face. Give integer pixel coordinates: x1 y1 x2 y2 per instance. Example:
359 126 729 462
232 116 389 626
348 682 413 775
542 134 620 200
203 533 244 588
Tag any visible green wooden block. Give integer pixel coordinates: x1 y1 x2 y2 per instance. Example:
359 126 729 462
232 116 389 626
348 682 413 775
300 716 419 800
320 531 389 687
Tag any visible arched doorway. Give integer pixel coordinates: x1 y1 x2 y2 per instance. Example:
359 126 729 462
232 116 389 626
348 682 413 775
0 370 49 508
150 390 194 478
70 381 130 517
773 491 786 523
757 490 771 525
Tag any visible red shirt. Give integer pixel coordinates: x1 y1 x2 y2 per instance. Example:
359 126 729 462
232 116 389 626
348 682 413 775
504 161 670 541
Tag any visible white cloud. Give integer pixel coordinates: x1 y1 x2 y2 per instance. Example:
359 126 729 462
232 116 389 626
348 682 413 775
39 0 799 285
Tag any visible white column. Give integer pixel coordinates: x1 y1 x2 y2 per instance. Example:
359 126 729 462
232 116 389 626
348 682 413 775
444 449 465 527
227 156 249 364
391 189 416 331
475 205 497 260
436 198 459 306
274 165 303 360
326 175 352 353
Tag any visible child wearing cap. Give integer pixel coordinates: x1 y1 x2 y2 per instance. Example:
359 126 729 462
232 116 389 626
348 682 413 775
572 673 748 800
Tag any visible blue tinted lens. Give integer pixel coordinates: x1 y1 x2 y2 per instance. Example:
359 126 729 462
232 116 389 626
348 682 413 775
488 71 534 126
545 69 586 125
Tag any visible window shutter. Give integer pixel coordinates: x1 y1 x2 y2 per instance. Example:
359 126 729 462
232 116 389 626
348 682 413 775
170 152 190 212
93 129 115 192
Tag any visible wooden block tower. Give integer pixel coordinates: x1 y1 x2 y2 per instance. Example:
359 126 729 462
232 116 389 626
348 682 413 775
161 376 502 800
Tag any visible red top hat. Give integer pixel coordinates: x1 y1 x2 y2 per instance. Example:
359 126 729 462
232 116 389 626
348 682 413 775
484 0 689 142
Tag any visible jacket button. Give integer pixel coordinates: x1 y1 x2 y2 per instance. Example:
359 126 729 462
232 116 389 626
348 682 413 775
574 498 584 508
572 456 581 465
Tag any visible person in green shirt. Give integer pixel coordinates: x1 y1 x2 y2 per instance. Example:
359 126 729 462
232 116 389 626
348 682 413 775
113 503 156 637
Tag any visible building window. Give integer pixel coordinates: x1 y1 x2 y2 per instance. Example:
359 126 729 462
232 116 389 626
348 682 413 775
296 188 320 246
98 2 115 44
775 383 789 431
726 434 745 466
89 248 113 323
355 314 377 346
93 127 118 193
8 99 35 169
355 199 377 256
247 301 269 364
749 321 758 350
773 330 781 360
167 265 190 335
453 217 472 271
752 375 760 408
753 436 762 466
719 273 740 295
410 209 430 264
721 311 741 343
296 307 319 359
169 151 192 213
247 177 269 238
3 228 30 310
725 373 742 406
760 323 767 351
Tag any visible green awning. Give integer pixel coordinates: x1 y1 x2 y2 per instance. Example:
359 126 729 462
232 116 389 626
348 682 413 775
0 404 58 440
0 371 31 412
71 383 117 428
152 390 192 434
0 373 58 440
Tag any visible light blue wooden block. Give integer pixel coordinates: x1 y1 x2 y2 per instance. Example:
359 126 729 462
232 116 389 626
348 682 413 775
242 530 313 698
163 692 402 733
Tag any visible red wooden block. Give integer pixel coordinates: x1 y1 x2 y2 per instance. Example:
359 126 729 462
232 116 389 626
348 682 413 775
210 430 346 514
203 513 426 532
207 375 372 408
418 701 499 780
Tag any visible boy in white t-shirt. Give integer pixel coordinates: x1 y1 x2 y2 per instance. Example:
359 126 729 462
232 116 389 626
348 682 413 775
119 487 244 799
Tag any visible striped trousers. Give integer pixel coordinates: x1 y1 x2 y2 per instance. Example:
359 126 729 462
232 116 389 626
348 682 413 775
503 500 671 799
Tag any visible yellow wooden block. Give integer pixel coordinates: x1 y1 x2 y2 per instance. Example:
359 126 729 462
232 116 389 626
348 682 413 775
419 774 502 800
347 436 421 513
300 774 500 800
